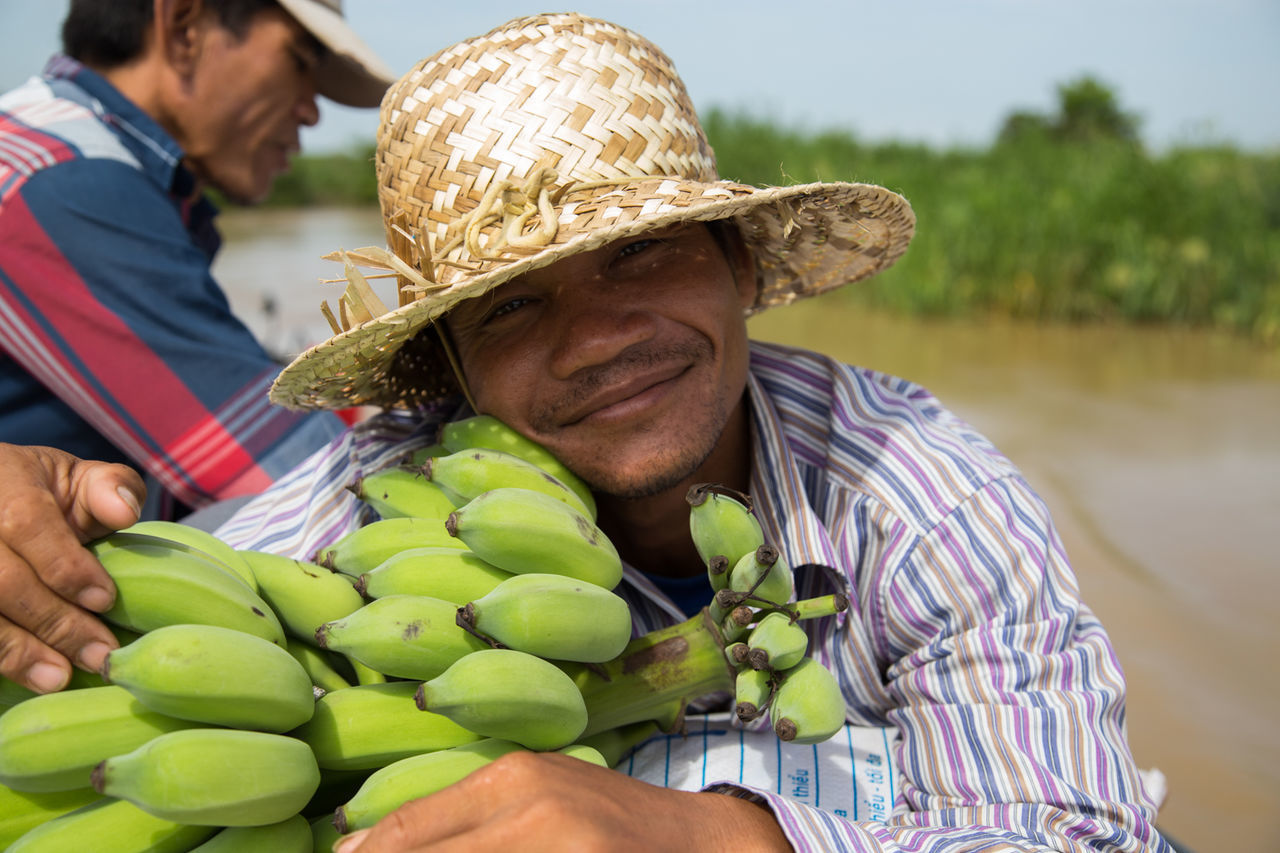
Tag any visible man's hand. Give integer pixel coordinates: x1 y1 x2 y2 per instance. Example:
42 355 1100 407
332 750 792 852
0 444 144 693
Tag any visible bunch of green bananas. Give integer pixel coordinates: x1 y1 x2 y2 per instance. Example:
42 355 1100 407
0 415 849 850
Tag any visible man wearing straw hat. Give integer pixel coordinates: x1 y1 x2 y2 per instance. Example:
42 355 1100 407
0 0 394 523
0 12 1169 851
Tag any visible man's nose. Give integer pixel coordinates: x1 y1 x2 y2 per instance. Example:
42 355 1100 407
296 87 320 127
547 287 657 379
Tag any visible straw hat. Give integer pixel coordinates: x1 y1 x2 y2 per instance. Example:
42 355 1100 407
270 12 915 411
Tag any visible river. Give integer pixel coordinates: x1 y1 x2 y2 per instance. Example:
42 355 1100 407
214 206 1280 853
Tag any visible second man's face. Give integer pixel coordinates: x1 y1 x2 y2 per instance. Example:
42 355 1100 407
445 223 758 499
177 9 321 203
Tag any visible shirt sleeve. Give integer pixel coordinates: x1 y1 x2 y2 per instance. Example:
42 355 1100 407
0 157 344 507
724 475 1169 852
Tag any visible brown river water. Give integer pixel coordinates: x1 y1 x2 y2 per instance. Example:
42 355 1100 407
215 207 1280 853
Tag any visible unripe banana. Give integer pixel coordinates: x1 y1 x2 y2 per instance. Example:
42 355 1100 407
189 814 311 852
314 594 488 681
414 648 588 751
734 667 773 723
724 641 750 668
0 684 202 793
284 638 353 693
407 442 449 464
347 465 458 520
745 610 809 672
236 549 366 643
310 814 343 853
3 796 215 852
457 572 633 663
439 414 596 520
554 743 608 767
314 517 465 575
446 487 622 590
0 783 102 848
728 544 794 606
769 657 846 745
423 447 594 519
116 519 259 592
570 719 661 768
91 728 321 827
334 738 527 833
102 624 315 732
292 681 482 771
356 546 513 603
87 532 286 646
685 484 765 591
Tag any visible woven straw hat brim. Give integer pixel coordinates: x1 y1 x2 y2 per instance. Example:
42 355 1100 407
269 176 914 410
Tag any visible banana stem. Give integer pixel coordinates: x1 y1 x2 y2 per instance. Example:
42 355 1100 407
787 593 849 622
567 610 735 738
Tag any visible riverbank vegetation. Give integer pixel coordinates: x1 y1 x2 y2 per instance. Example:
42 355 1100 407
255 78 1279 344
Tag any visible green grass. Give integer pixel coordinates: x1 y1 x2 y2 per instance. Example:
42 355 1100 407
254 117 1280 345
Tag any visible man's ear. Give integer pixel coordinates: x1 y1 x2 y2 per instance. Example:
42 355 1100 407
724 224 760 310
154 0 208 76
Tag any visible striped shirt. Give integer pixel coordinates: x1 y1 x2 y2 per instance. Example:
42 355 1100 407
0 56 344 518
217 340 1169 852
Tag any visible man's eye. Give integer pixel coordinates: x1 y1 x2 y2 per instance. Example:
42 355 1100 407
616 238 656 261
486 297 531 322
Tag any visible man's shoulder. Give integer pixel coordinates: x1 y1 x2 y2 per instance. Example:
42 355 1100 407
0 74 139 192
748 339 1022 528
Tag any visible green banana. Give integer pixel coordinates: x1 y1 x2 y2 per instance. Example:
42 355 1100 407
334 738 527 833
189 814 311 852
422 447 595 519
724 641 750 668
554 743 608 767
457 572 633 663
570 720 661 768
406 442 449 463
314 517 465 575
314 594 488 681
285 638 353 693
768 657 846 745
439 414 596 520
414 648 588 750
236 549 366 643
0 783 102 848
734 667 773 723
728 544 794 606
87 532 286 646
4 796 215 852
91 728 321 827
292 681 482 771
356 546 512 603
445 487 623 590
0 684 201 793
347 465 458 520
745 610 809 672
348 657 388 685
102 623 315 732
685 484 765 591
310 814 343 853
116 519 259 592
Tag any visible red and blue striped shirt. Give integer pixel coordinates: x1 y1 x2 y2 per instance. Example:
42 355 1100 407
0 57 344 518
216 340 1169 851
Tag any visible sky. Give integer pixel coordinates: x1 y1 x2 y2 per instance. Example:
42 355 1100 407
1 0 1277 155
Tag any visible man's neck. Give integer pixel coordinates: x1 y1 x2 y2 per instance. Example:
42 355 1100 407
594 399 752 580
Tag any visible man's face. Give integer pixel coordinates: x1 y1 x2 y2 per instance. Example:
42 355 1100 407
175 9 321 203
445 223 758 498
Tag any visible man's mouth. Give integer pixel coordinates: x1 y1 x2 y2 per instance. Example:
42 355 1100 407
559 363 691 426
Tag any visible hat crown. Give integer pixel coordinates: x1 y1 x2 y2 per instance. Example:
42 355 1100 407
376 13 716 255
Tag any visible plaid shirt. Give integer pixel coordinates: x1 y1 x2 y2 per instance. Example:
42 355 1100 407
217 340 1169 852
0 56 342 518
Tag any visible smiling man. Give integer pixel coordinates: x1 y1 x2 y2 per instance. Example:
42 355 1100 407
0 0 393 527
0 11 1171 852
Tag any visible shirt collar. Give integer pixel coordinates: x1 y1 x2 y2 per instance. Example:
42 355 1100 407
42 54 195 199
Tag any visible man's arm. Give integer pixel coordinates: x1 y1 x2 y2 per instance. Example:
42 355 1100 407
0 158 344 511
0 444 143 691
